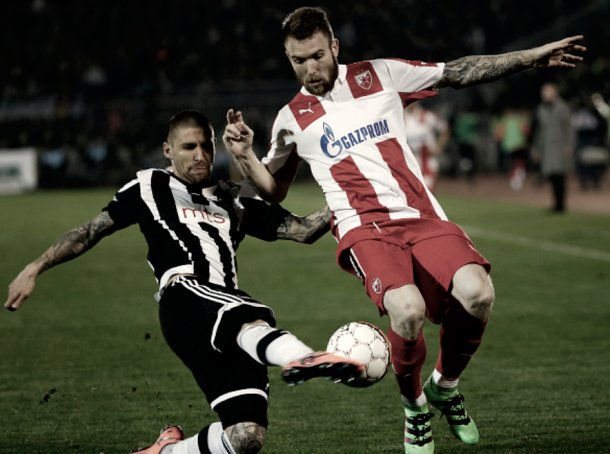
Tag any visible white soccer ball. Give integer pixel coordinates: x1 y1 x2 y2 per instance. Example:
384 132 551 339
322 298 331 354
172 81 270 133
326 321 392 388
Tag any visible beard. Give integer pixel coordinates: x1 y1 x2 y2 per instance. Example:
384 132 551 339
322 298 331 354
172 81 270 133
299 56 340 96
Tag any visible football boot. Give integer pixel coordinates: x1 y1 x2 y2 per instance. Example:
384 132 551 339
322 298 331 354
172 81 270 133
282 351 364 386
423 374 479 444
403 403 435 454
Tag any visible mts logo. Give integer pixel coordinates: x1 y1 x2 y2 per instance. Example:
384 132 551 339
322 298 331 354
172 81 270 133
181 207 226 224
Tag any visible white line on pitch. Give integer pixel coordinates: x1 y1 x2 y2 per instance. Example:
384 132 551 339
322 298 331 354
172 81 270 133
462 225 610 262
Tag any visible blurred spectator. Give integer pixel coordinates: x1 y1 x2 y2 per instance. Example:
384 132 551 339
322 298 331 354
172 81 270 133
571 94 609 190
532 83 576 212
451 109 480 180
403 101 450 193
82 59 108 101
39 145 67 188
84 136 109 186
591 93 610 141
493 107 531 191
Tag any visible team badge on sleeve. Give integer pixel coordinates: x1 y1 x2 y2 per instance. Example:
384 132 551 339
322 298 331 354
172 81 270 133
354 70 372 90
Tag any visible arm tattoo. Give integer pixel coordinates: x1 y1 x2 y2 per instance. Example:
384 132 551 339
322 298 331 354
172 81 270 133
225 422 265 453
439 51 530 89
34 212 117 273
276 206 331 244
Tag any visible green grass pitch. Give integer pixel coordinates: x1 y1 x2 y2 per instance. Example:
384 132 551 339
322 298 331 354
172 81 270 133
1 184 609 453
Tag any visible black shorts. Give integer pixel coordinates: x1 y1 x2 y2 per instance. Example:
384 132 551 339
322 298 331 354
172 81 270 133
159 276 276 428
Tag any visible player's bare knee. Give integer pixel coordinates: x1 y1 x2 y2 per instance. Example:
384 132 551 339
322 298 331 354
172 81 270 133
225 423 266 454
452 264 494 320
384 286 426 339
472 290 494 320
462 277 495 320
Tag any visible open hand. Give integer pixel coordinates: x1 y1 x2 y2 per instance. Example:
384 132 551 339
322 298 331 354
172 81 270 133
5 264 38 311
533 35 586 68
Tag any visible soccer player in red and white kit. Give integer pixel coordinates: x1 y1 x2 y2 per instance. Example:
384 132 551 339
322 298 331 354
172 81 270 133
403 101 450 193
223 7 585 453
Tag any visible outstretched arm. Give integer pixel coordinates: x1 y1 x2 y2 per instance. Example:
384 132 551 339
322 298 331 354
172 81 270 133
437 35 585 90
276 206 332 244
223 109 290 203
5 212 117 311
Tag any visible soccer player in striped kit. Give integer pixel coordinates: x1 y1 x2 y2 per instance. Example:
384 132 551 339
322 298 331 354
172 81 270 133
223 7 585 453
403 101 450 193
5 110 363 454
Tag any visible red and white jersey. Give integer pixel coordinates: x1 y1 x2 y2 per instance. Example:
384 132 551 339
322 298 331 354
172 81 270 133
403 105 448 166
262 59 448 241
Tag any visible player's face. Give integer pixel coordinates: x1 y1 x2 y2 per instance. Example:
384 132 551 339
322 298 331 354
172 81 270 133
164 125 216 186
285 32 339 96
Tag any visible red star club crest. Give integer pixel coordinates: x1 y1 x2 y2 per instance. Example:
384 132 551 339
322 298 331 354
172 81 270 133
354 70 372 90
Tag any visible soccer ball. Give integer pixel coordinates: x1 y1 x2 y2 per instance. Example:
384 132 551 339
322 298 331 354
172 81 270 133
326 321 392 388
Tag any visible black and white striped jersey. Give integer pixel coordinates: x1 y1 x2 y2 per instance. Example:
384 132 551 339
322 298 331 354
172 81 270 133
103 168 289 292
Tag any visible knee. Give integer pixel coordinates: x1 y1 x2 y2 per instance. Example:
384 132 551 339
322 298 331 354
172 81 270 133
458 276 495 320
384 285 426 339
226 423 266 454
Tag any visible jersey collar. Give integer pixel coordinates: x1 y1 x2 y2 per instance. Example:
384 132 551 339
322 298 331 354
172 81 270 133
325 64 347 99
169 171 218 195
337 64 347 85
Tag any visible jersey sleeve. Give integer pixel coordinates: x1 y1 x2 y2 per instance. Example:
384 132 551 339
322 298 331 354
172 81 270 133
102 178 141 230
261 110 301 182
383 58 445 95
238 184 291 242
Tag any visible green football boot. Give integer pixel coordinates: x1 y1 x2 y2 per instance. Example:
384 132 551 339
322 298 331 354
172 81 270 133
423 374 480 444
403 403 435 454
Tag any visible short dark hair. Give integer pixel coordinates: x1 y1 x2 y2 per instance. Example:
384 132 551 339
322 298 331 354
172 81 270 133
282 7 334 45
166 110 213 143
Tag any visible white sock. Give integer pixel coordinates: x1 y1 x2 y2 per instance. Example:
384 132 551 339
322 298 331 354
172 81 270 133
237 322 313 367
203 422 237 454
433 368 459 389
401 392 427 409
169 434 201 454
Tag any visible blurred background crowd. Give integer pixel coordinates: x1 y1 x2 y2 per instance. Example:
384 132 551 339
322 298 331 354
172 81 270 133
0 0 608 190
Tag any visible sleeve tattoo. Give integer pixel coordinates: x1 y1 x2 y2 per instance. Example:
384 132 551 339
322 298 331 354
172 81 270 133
33 212 117 273
276 206 332 244
438 51 530 89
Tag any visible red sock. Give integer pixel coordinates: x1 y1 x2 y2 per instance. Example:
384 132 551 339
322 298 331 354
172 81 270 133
387 326 427 400
436 302 488 380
